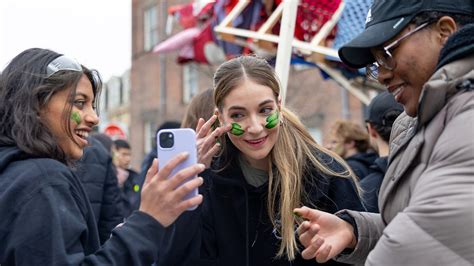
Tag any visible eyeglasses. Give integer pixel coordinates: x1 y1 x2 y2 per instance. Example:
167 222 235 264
46 55 83 78
366 22 430 81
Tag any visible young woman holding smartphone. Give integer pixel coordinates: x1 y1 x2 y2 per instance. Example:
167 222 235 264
0 48 204 265
157 55 365 266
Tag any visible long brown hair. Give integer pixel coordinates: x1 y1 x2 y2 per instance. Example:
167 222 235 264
181 88 215 129
213 55 357 260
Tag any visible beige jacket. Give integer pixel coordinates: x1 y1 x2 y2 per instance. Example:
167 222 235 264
338 55 474 265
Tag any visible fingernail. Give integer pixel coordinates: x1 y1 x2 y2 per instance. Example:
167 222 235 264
181 152 189 157
198 163 205 170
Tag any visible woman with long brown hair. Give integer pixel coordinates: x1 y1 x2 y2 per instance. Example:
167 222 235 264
157 55 364 266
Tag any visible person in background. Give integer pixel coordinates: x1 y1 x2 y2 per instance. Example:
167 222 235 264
90 132 114 154
326 120 378 180
113 139 140 218
181 88 215 129
157 55 364 266
138 120 181 187
0 48 204 265
360 92 403 212
75 136 124 244
295 0 473 264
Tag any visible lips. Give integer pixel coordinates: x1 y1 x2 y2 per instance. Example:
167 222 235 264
74 129 90 146
388 83 405 102
245 136 267 147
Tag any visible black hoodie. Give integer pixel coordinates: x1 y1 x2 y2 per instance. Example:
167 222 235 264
0 145 166 265
344 152 378 180
157 152 365 266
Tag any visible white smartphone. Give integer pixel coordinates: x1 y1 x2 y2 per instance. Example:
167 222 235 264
157 128 199 210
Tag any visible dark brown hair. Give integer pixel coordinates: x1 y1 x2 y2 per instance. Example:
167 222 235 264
0 48 102 164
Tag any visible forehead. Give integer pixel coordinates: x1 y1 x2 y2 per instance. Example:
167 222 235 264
76 75 94 98
222 79 276 109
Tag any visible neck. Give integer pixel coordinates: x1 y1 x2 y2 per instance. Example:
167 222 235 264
242 154 269 171
376 140 390 157
344 148 357 158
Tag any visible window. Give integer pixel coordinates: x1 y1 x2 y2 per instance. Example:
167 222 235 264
107 77 121 108
144 6 158 51
144 121 153 153
121 70 131 105
182 63 199 103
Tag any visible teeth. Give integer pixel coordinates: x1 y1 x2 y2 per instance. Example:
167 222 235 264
75 130 89 139
392 86 403 97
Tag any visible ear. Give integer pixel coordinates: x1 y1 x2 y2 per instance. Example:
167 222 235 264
215 108 223 125
434 16 458 45
367 123 378 139
345 140 356 149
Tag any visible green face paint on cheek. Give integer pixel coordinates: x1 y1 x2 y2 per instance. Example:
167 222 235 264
71 111 81 125
265 111 279 129
230 122 245 136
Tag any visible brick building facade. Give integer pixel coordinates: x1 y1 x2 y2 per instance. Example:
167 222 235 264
128 0 366 169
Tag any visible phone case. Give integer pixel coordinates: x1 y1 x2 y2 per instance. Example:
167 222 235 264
157 128 198 210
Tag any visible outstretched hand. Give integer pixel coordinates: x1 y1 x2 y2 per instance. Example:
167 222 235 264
139 155 204 227
294 206 356 263
195 115 231 168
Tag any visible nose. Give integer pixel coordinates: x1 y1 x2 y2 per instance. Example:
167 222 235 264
84 108 100 127
246 115 264 135
377 65 393 85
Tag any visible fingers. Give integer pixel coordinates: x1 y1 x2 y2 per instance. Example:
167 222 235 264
195 118 206 133
166 163 205 191
196 115 217 139
173 176 204 200
156 152 189 181
176 194 203 212
144 159 159 186
202 143 221 161
315 244 332 263
298 221 320 247
294 206 323 222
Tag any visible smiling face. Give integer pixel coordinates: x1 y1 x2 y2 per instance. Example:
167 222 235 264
374 23 443 117
41 75 99 160
217 79 280 170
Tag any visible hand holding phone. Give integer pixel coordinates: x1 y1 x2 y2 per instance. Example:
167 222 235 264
157 128 199 210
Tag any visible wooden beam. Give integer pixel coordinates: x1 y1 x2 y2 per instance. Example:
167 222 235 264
316 62 371 105
275 0 299 106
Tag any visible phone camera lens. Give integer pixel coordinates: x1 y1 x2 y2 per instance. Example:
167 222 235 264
159 132 174 148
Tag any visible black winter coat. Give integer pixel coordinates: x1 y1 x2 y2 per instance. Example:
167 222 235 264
156 152 365 266
75 138 124 243
0 146 166 265
359 156 388 213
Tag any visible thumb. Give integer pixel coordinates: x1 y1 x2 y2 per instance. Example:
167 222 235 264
144 159 158 186
294 206 323 222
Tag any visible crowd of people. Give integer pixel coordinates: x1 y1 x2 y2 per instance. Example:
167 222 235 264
0 0 472 265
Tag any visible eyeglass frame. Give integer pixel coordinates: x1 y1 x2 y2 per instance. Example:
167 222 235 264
366 22 430 80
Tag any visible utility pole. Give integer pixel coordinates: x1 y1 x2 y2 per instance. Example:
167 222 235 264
159 1 168 120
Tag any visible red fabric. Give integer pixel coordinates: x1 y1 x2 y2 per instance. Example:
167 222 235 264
294 0 341 42
169 3 196 29
192 22 214 64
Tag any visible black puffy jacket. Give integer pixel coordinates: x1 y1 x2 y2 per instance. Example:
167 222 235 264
75 138 124 243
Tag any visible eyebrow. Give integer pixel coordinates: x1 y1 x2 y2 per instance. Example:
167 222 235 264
228 99 275 111
74 92 92 100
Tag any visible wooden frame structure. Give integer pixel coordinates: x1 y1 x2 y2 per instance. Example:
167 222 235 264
213 0 374 105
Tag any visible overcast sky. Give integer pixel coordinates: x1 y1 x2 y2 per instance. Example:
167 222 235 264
0 0 131 81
